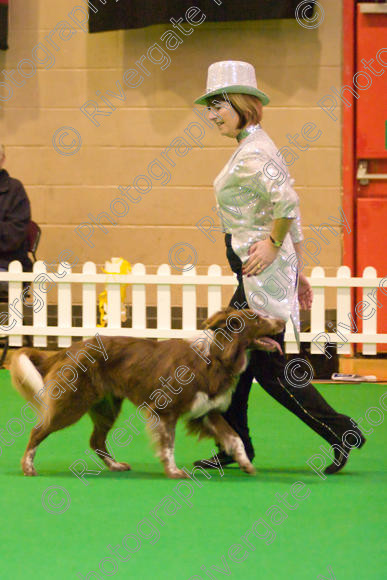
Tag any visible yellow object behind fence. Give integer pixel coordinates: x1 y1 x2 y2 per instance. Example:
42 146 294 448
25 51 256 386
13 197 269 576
97 258 131 327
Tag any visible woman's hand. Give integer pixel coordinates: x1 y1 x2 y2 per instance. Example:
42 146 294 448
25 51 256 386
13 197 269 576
242 238 280 277
298 272 313 310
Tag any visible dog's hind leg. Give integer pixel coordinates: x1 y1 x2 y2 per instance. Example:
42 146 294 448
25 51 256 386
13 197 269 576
150 415 188 479
202 412 256 475
89 397 131 472
22 425 51 476
22 400 92 476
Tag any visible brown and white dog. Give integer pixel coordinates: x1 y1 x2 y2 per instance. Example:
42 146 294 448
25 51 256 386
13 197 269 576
10 308 284 479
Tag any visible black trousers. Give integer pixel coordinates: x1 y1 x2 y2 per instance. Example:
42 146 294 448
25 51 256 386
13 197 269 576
223 234 353 457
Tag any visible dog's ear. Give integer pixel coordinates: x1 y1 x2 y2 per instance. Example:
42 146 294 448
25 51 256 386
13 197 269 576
242 309 258 320
202 307 235 330
220 338 250 373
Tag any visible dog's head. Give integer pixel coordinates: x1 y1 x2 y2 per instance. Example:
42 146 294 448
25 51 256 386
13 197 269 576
203 307 285 354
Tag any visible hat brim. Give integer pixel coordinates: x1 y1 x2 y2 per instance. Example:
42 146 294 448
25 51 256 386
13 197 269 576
194 85 270 106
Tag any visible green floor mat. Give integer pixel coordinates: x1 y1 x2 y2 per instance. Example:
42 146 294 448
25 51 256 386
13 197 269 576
0 370 385 579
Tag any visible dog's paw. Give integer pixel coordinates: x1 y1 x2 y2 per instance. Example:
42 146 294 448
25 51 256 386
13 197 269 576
241 463 256 476
23 468 38 476
108 461 132 472
166 469 189 479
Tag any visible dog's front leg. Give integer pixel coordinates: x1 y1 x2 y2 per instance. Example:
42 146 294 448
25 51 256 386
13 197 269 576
151 416 188 479
203 412 256 475
89 398 131 472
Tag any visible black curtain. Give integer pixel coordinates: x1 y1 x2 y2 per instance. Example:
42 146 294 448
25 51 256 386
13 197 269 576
89 0 315 33
0 0 8 50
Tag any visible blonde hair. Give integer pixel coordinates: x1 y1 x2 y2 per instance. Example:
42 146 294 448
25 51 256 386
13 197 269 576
207 93 264 129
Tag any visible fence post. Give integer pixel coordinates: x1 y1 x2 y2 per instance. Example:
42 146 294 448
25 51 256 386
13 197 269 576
182 266 197 331
336 265 352 355
310 266 326 355
82 261 97 339
106 275 122 332
57 263 72 348
132 263 146 330
362 266 378 355
157 264 171 331
207 264 222 317
8 261 23 347
32 260 48 348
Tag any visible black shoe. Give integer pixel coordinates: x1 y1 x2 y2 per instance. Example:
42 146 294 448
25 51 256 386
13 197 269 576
193 450 254 469
324 430 366 475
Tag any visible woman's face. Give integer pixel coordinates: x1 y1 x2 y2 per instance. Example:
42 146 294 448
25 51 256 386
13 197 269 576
206 100 241 138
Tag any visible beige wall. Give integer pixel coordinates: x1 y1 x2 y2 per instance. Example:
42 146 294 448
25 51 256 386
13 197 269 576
1 0 343 287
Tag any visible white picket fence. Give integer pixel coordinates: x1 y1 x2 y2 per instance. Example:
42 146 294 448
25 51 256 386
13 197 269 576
0 261 386 355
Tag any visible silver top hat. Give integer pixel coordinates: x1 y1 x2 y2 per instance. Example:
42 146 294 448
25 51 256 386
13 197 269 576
194 61 270 106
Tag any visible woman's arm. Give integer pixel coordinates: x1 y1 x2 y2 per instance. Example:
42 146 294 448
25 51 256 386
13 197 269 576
242 217 293 276
293 241 313 310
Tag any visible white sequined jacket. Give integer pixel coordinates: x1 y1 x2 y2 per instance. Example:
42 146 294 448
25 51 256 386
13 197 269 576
214 124 304 324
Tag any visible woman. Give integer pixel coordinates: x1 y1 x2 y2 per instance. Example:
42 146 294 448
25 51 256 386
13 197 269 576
193 61 365 474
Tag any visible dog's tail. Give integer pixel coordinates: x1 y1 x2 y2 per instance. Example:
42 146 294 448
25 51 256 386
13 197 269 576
10 348 47 408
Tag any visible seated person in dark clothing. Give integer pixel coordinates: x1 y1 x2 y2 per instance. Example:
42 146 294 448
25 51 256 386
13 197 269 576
0 145 33 296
